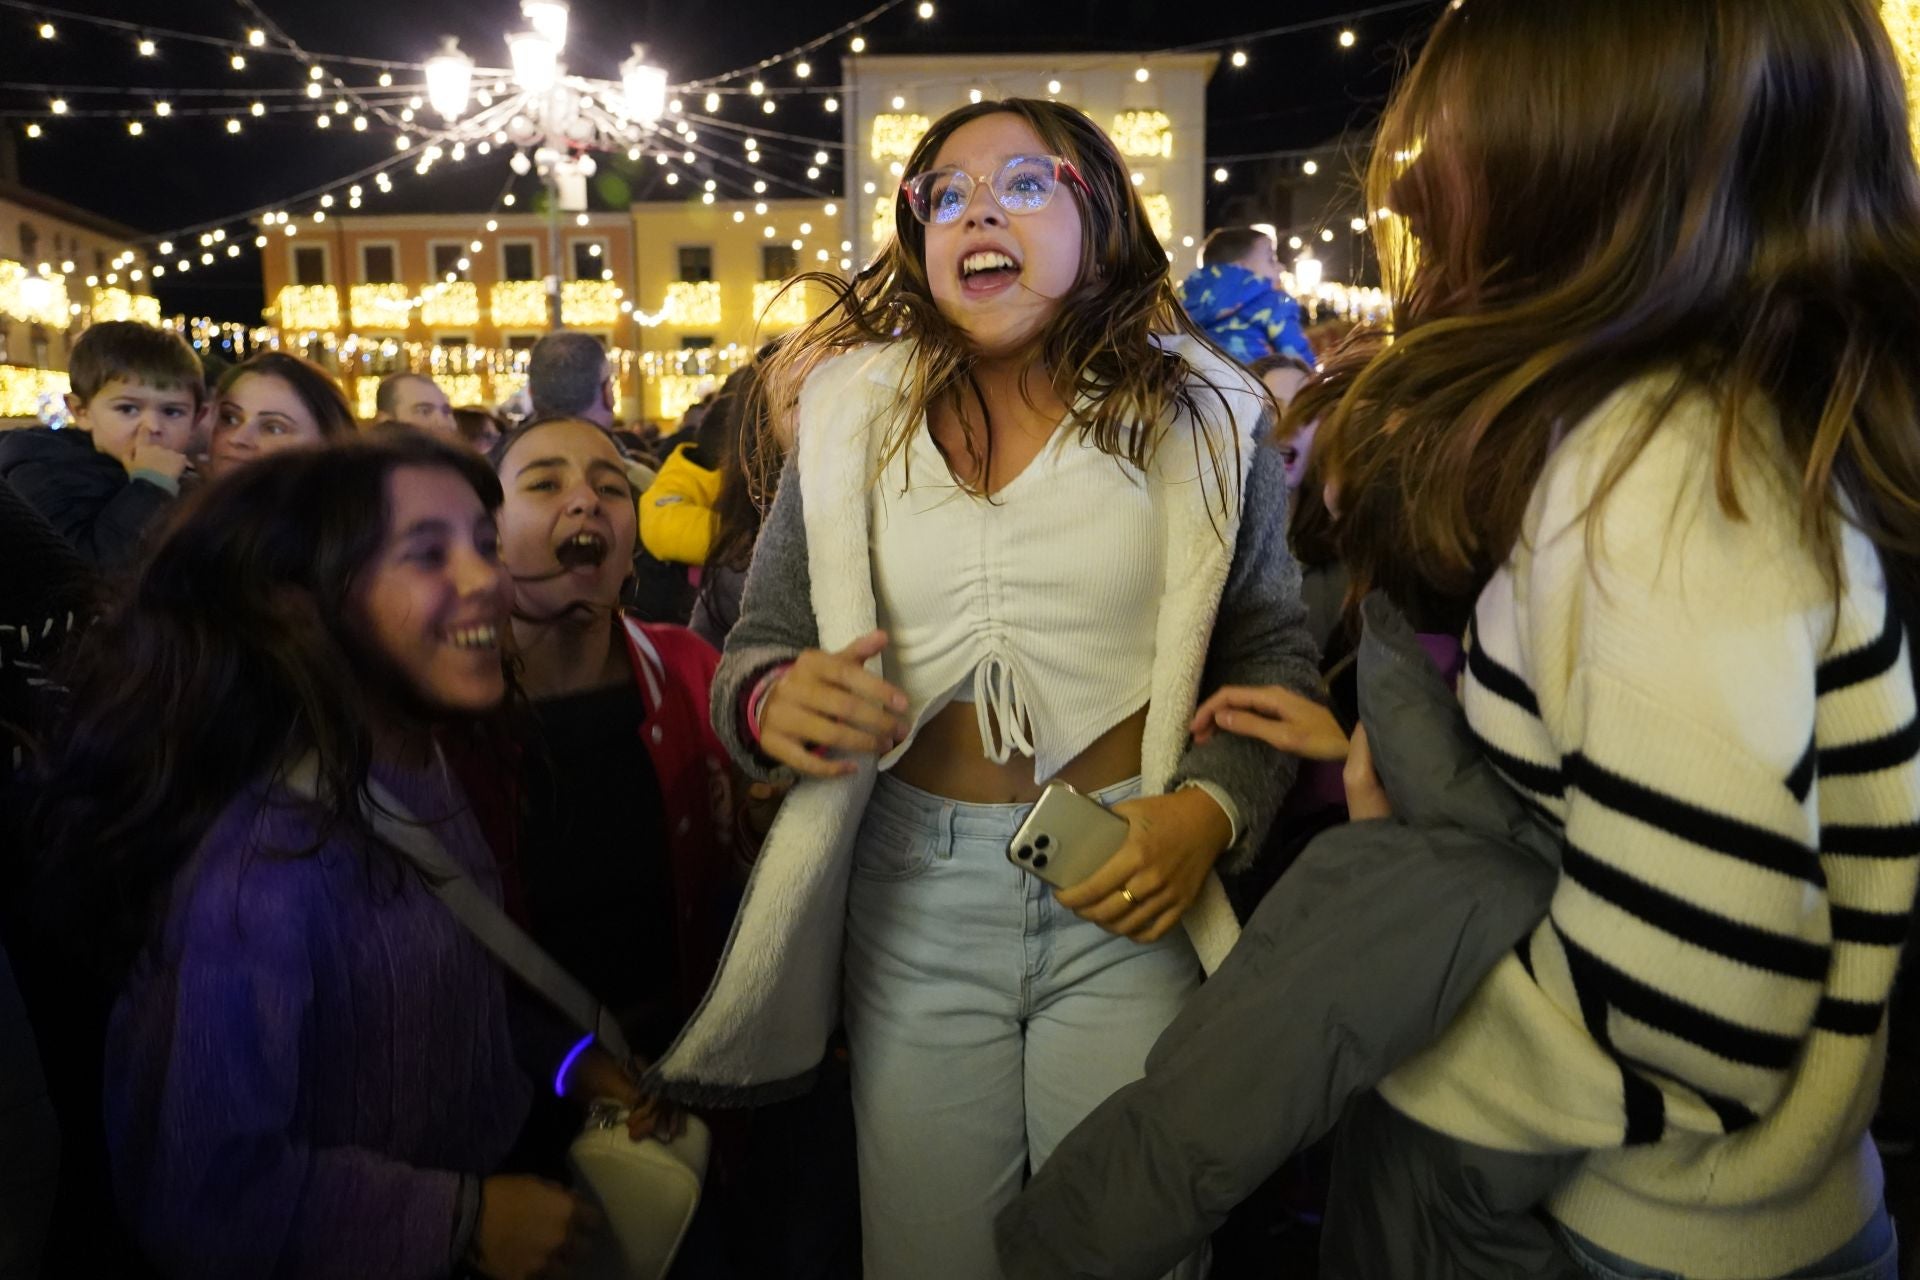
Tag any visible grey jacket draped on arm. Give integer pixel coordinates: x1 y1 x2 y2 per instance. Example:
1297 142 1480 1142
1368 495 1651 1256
994 594 1567 1278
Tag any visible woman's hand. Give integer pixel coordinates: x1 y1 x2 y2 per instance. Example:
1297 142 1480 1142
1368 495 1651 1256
1344 724 1392 820
1054 790 1233 943
562 1046 687 1143
757 630 911 779
470 1175 598 1280
1190 684 1349 761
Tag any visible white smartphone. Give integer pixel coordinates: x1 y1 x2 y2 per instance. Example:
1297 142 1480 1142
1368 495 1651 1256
1006 782 1131 890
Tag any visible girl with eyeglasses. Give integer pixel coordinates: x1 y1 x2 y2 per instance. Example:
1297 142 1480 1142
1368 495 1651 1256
639 97 1321 1276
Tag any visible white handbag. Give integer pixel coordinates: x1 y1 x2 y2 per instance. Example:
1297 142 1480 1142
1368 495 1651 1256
284 759 708 1279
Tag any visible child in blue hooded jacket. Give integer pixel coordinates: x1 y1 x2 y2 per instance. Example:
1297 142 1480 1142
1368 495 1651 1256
1178 228 1314 367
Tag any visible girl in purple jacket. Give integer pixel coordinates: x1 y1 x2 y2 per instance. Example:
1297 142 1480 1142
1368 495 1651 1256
25 434 644 1279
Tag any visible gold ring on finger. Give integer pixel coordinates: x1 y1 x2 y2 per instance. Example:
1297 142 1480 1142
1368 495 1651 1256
1119 887 1137 907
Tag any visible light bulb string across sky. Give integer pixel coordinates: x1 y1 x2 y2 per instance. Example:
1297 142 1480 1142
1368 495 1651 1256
6 0 1430 261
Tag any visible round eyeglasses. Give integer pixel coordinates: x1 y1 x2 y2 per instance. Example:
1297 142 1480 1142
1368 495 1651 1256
900 154 1089 226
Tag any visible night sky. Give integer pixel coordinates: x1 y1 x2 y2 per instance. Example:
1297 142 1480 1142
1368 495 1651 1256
0 0 1438 321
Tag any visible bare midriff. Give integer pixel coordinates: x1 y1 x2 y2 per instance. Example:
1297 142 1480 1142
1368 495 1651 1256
886 700 1150 804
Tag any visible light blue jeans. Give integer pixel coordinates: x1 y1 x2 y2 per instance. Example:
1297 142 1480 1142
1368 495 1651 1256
842 773 1207 1279
1558 1202 1898 1280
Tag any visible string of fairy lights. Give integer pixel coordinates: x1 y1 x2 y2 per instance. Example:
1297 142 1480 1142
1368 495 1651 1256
0 0 1433 267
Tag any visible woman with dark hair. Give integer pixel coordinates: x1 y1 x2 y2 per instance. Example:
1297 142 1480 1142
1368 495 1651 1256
206 351 356 478
661 96 1319 1276
25 435 641 1279
1197 0 1920 1274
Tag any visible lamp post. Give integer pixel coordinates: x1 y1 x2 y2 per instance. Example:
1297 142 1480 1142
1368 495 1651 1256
420 0 668 329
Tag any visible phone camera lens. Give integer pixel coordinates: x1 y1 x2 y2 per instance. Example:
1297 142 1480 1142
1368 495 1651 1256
1032 853 1050 869
1034 835 1051 850
1016 844 1033 861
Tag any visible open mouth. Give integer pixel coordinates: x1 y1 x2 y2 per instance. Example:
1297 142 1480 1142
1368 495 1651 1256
444 623 500 651
554 531 609 569
959 249 1021 294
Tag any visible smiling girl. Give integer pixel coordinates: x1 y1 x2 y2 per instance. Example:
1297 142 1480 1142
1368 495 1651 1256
650 99 1321 1276
26 435 604 1279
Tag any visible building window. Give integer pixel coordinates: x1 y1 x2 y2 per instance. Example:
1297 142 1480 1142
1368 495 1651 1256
761 244 800 280
0 324 11 365
30 326 50 369
505 334 538 352
677 246 713 282
430 242 467 282
501 241 538 281
292 245 329 286
93 248 106 274
679 335 714 350
570 239 609 280
18 222 38 261
361 243 398 283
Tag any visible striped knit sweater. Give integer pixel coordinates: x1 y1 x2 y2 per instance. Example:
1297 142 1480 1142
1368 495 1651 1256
1378 376 1920 1278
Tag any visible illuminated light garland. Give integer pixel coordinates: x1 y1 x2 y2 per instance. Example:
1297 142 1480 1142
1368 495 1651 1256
0 261 72 327
349 283 413 330
353 377 381 420
869 113 930 162
0 364 70 417
274 284 340 331
1141 193 1174 246
560 280 621 327
753 279 811 330
656 373 715 423
871 195 896 247
662 281 723 328
89 286 162 326
435 373 485 405
1889 1 1920 153
1109 110 1173 159
422 281 482 328
487 280 547 328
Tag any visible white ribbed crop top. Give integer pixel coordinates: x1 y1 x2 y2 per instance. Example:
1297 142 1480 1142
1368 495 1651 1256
870 422 1164 782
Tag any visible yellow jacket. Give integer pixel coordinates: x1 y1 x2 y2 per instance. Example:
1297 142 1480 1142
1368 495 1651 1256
638 442 721 566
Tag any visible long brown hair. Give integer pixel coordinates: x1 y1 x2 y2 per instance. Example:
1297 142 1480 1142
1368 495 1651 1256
1312 0 1920 612
755 97 1256 512
27 434 512 979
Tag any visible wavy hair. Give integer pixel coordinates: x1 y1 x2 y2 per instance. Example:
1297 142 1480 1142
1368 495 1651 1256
26 433 511 979
1309 0 1920 611
754 97 1256 513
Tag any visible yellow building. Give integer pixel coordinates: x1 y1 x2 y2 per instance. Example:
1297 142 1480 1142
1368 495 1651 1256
260 210 638 419
630 197 845 421
0 182 154 417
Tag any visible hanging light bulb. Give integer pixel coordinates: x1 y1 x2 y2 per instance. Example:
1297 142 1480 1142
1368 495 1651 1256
795 61 812 78
621 43 668 123
520 0 570 52
425 37 474 121
704 92 720 112
137 37 156 56
508 31 559 94
509 150 533 176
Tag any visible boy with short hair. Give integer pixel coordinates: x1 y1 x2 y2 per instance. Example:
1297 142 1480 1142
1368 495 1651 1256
1178 228 1315 367
0 321 204 568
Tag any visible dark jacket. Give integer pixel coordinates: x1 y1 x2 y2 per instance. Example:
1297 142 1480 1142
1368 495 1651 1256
995 595 1566 1279
0 429 175 569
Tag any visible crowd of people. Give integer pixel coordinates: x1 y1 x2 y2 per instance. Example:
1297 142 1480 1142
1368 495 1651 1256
0 0 1917 1277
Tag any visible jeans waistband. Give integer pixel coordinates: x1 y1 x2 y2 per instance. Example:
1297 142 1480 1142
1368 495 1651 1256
869 772 1143 841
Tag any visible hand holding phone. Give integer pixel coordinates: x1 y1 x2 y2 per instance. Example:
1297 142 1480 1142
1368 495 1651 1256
1006 782 1132 890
